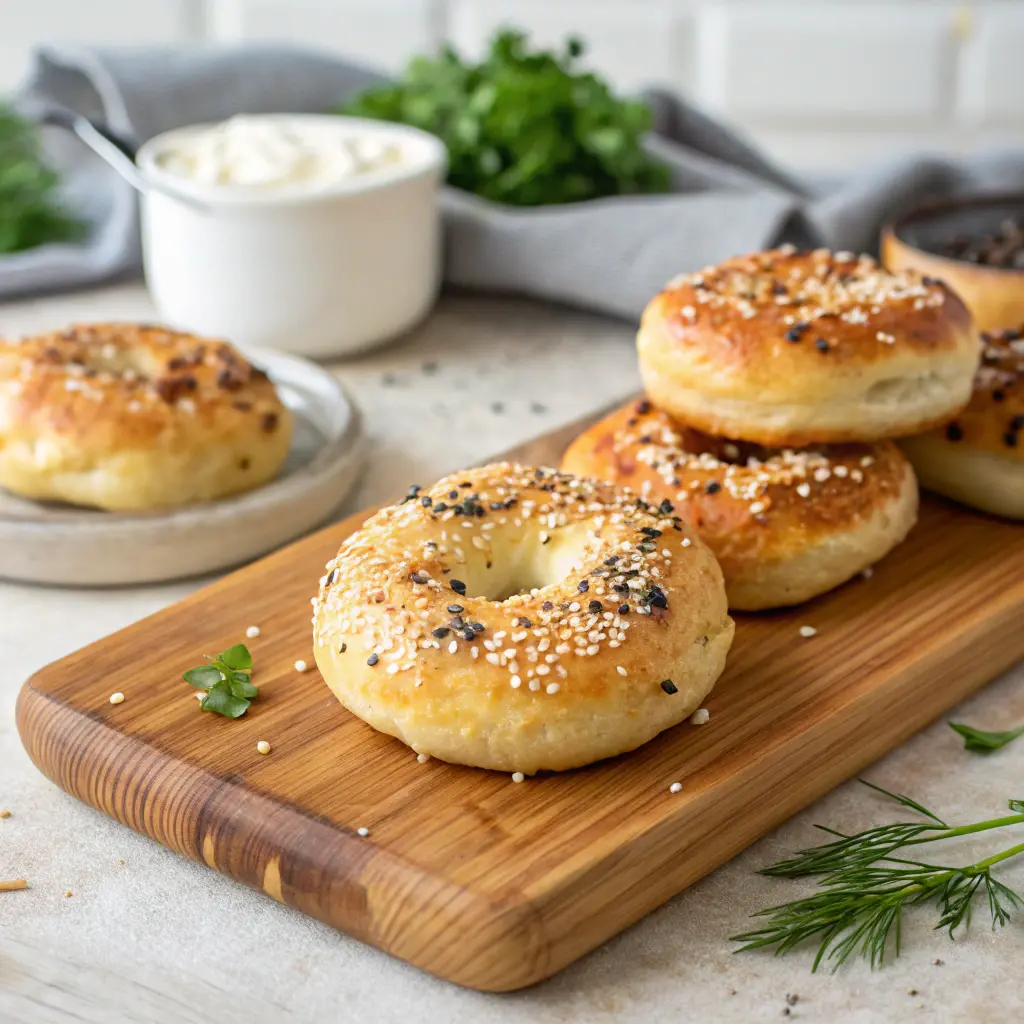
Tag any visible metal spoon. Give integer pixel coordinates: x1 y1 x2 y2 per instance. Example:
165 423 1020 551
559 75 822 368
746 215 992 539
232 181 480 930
39 107 211 215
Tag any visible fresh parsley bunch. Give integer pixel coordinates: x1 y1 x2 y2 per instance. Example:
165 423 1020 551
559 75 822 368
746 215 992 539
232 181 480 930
0 104 84 253
341 30 670 207
184 644 259 718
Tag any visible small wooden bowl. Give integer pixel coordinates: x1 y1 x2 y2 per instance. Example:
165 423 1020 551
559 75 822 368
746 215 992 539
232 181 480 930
881 193 1024 333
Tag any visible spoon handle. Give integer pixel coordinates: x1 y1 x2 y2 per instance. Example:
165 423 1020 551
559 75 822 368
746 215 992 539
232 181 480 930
39 108 208 215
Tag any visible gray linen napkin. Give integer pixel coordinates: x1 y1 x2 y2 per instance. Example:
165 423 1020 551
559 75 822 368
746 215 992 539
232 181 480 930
8 43 1024 319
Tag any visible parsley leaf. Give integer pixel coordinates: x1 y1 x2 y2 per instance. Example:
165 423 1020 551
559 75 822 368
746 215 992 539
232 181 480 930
184 644 258 717
949 721 1024 753
340 29 670 207
0 105 84 253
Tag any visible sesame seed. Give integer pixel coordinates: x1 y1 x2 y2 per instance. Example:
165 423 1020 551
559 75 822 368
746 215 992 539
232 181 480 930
690 708 710 725
108 692 125 705
545 682 561 694
616 666 627 676
749 501 765 514
245 625 261 638
256 740 271 755
293 659 309 673
799 625 818 638
660 679 678 694
669 781 683 794
448 640 458 654
356 827 370 837
417 752 430 763
862 566 874 579
510 675 522 688
796 483 811 498
367 653 379 666
511 772 525 783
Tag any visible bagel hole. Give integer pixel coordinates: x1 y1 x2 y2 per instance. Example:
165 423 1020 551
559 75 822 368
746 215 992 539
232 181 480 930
448 522 595 602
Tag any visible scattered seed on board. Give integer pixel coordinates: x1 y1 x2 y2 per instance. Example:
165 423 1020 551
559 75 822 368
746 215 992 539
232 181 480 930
669 781 683 794
511 772 525 783
256 740 271 755
416 752 430 763
108 692 124 705
245 625 261 638
356 827 370 837
293 659 309 672
799 625 818 638
690 708 710 725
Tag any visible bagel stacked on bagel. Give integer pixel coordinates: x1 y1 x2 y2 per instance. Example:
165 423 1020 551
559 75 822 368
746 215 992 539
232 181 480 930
0 323 292 511
564 247 982 610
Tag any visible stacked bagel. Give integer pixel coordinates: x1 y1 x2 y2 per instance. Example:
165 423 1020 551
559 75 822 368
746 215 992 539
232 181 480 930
563 246 984 610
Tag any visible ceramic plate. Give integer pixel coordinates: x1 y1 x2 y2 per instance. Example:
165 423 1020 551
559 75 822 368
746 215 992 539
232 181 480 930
0 349 364 586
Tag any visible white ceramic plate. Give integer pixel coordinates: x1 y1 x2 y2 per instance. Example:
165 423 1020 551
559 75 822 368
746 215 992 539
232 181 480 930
0 349 364 586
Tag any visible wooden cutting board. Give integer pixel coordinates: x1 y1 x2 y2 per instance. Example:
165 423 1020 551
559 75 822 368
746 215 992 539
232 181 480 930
16 408 1024 992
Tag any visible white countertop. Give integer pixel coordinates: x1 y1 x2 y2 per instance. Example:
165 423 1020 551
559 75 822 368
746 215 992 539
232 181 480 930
2 285 1023 1024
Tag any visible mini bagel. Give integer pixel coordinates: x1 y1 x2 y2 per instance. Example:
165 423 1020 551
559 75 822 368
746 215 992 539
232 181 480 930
899 327 1024 519
637 247 979 445
312 463 734 774
562 400 918 610
0 323 292 511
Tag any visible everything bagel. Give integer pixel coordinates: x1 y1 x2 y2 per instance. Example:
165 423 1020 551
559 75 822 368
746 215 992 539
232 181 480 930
637 247 978 445
562 400 918 610
0 323 292 511
312 464 734 773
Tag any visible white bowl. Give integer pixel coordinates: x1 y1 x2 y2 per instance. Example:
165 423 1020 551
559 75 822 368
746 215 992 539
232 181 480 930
136 115 448 359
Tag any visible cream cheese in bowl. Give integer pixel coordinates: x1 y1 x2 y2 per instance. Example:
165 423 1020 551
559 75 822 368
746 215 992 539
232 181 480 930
155 115 405 190
136 114 448 357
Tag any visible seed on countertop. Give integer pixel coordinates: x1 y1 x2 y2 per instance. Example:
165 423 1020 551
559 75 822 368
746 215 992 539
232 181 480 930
669 781 683 794
799 625 818 638
256 740 271 755
690 708 710 725
356 827 370 837
109 692 124 705
511 772 525 783
293 659 309 673
245 625 261 638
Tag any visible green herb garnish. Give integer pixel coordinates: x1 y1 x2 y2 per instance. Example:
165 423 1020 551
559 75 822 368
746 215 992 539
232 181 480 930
0 105 84 253
949 721 1024 753
184 643 258 718
732 780 1024 972
340 29 670 207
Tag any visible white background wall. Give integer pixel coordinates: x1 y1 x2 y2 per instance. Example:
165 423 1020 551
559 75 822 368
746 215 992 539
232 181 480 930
4 0 1024 172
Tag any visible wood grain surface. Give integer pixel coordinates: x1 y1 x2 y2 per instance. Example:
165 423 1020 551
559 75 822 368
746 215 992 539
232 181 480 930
15 410 1024 992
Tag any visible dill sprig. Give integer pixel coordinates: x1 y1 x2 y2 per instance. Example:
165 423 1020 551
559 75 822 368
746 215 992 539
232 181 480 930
732 780 1024 972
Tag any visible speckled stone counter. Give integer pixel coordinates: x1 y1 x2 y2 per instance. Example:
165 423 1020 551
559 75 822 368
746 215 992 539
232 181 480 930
2 286 1022 1024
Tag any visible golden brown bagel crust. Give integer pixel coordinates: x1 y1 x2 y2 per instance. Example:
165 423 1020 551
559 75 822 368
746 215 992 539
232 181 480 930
0 323 292 511
312 463 734 773
899 327 1024 518
637 247 979 445
562 400 918 610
